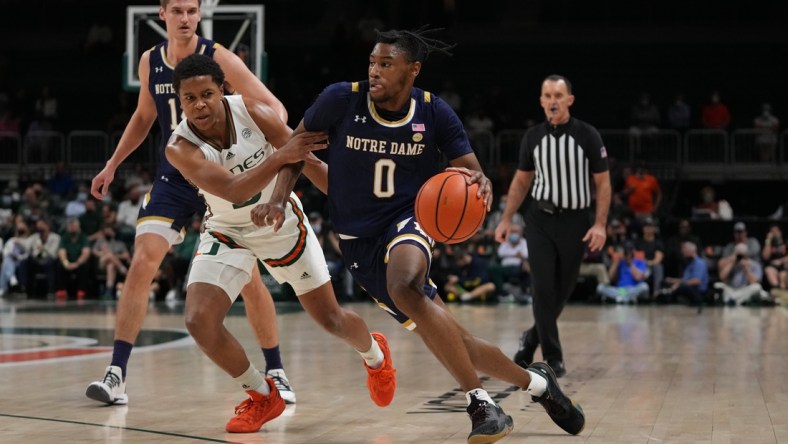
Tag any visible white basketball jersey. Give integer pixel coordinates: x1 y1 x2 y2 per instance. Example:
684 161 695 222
172 95 277 229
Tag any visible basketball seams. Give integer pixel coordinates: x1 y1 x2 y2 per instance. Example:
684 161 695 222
415 171 486 244
433 174 450 241
446 173 467 242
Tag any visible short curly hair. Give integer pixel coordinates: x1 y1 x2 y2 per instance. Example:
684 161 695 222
172 54 224 94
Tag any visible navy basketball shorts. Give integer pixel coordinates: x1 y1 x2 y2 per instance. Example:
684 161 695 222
338 210 437 331
135 176 206 245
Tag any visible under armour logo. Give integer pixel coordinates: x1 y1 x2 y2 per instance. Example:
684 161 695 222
350 262 359 269
354 115 367 123
155 66 163 73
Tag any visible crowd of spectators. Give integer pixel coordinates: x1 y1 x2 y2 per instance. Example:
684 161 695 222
0 162 199 302
0 152 784 313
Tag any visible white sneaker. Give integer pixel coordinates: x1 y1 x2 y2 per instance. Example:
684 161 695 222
86 365 128 405
265 368 296 404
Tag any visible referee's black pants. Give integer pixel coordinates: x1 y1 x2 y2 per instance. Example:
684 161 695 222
522 204 590 363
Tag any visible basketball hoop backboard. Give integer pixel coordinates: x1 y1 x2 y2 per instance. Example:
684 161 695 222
124 4 265 91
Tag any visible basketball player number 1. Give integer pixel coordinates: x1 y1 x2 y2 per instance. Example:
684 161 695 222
168 98 187 130
373 159 396 198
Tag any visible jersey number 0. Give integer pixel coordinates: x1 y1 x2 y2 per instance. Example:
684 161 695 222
373 159 396 198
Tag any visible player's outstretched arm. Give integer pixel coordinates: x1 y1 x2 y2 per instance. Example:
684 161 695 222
293 120 329 195
166 134 283 205
246 108 327 230
91 51 158 200
244 98 326 167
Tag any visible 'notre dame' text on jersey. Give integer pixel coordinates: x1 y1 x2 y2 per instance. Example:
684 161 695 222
148 37 218 185
303 81 473 238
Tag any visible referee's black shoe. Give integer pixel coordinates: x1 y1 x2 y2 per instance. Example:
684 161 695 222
528 362 585 435
547 360 567 378
466 394 513 444
512 330 536 369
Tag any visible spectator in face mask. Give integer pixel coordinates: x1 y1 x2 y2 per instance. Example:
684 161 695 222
56 217 91 300
65 183 90 218
0 218 34 297
28 217 61 298
79 198 104 241
494 222 531 302
484 194 524 240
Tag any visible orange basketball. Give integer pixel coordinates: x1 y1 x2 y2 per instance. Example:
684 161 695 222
415 171 486 244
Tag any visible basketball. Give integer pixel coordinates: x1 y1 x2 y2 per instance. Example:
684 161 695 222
414 171 486 244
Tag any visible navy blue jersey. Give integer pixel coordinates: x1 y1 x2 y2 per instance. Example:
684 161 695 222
303 81 473 237
147 37 218 184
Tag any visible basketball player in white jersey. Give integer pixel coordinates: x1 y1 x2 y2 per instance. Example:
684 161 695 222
164 54 396 432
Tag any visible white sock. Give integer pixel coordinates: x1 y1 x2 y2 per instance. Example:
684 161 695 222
465 388 495 405
234 363 269 395
357 335 384 369
526 370 547 397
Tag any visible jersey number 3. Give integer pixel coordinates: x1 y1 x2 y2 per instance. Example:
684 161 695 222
373 159 396 198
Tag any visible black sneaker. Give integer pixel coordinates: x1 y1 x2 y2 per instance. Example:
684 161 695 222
466 395 514 444
528 362 585 435
547 360 567 378
512 330 536 369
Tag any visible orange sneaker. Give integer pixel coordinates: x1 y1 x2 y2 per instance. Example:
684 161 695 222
225 378 285 433
364 332 396 407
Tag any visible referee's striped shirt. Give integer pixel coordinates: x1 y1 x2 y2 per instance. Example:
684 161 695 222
518 117 609 210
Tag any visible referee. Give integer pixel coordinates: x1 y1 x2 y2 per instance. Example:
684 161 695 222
495 74 611 377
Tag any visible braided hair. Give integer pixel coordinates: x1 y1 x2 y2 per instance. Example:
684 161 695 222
374 25 456 63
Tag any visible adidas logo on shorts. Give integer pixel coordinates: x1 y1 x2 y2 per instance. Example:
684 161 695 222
300 271 311 280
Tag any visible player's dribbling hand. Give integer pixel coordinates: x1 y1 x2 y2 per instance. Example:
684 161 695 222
276 131 328 166
251 202 286 231
91 165 115 200
444 167 493 211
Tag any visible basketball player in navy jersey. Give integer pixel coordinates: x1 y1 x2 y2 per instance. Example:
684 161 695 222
262 27 586 442
86 0 295 406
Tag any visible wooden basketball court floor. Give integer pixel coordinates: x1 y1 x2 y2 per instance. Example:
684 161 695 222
2 298 788 444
